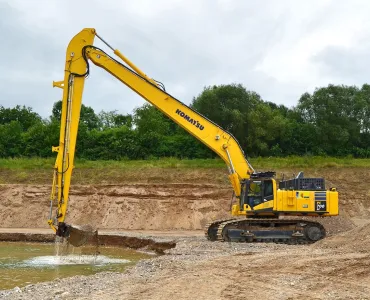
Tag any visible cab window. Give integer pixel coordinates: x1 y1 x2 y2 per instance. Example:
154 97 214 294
248 181 262 207
264 180 273 198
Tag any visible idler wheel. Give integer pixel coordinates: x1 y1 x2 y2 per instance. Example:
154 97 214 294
304 225 324 242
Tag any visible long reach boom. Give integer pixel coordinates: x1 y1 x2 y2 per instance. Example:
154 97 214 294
50 28 338 245
48 28 254 236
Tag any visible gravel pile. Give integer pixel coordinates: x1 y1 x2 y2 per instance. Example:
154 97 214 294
314 222 370 252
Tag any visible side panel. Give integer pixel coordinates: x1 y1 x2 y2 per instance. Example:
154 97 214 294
276 190 339 216
252 200 274 211
327 190 339 216
233 188 339 217
296 191 314 212
287 190 297 211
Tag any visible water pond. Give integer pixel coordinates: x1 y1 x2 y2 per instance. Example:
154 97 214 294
0 241 151 290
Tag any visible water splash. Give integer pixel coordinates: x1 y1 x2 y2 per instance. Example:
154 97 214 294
0 241 149 290
23 255 130 266
21 236 130 267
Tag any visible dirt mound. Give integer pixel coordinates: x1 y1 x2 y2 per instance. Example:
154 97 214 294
314 221 370 252
282 214 355 236
313 214 355 235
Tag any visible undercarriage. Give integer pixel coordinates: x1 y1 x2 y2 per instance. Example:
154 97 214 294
205 218 326 244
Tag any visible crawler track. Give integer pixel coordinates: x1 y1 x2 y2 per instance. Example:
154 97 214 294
205 218 326 245
204 218 238 241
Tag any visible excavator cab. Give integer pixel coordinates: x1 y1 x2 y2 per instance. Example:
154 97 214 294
239 172 276 212
240 179 274 210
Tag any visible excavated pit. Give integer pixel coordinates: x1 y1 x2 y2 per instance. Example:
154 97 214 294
0 240 152 290
0 232 176 254
0 229 176 290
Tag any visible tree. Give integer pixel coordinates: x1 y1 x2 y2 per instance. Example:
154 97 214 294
3 82 370 159
297 85 362 155
22 120 60 157
0 105 42 131
98 110 133 129
134 103 176 135
51 101 101 131
191 84 289 156
0 121 23 157
79 127 143 160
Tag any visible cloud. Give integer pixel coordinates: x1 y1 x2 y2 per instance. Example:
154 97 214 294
1 0 370 117
312 33 370 86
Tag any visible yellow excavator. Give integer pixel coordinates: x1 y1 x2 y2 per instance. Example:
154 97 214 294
48 28 339 245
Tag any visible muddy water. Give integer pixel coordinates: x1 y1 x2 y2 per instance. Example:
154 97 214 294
0 241 151 290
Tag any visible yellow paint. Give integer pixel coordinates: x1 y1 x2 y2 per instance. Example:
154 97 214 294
232 186 339 217
48 28 96 227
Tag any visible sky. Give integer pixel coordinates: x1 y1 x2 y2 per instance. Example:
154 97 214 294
1 0 370 118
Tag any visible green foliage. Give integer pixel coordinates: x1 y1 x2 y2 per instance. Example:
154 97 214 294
98 110 133 129
0 105 41 131
133 103 212 159
51 100 101 130
22 120 59 157
297 85 362 155
79 127 143 160
191 84 262 154
3 83 370 160
134 104 175 135
0 121 23 157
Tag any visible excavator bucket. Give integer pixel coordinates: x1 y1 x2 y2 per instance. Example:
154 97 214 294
56 223 97 247
68 224 97 247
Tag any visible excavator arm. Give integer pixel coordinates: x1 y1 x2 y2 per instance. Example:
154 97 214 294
48 28 254 236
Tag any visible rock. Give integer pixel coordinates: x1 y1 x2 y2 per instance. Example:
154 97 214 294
61 291 70 298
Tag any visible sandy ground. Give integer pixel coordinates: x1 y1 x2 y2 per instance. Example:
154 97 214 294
0 167 370 299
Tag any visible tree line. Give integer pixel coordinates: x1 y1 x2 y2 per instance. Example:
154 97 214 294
1 83 370 160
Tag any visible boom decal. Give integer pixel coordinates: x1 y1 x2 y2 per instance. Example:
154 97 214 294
175 109 204 130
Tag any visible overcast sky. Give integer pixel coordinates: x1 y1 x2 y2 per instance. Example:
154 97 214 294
1 0 370 118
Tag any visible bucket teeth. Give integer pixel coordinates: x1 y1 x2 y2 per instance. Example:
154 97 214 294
56 222 70 238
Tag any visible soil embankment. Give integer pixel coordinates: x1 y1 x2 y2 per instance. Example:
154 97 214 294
0 167 369 231
0 183 230 230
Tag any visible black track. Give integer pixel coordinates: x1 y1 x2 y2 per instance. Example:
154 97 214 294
205 218 326 245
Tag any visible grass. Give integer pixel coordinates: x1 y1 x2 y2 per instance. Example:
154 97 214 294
250 156 370 168
0 157 224 170
0 156 369 170
0 156 368 184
